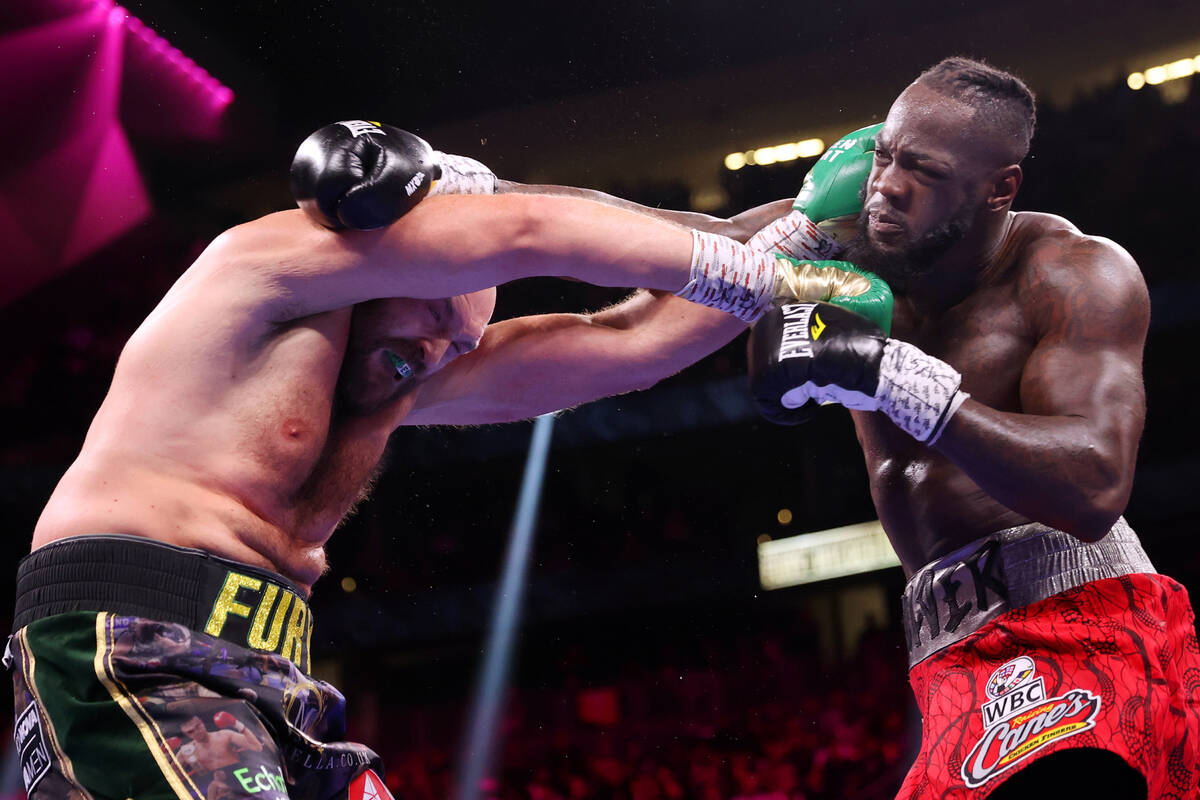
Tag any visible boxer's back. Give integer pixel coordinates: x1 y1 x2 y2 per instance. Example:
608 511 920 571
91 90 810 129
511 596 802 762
32 231 399 592
853 211 1145 572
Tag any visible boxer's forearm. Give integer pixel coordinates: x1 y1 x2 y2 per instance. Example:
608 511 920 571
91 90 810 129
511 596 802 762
498 180 792 243
377 194 698 294
406 292 745 426
930 401 1133 541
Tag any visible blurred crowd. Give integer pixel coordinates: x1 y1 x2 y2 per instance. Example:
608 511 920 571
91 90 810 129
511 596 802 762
355 614 912 800
3 73 1200 800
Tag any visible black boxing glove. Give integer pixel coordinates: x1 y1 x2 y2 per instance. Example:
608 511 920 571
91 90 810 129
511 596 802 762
290 120 441 230
749 302 970 442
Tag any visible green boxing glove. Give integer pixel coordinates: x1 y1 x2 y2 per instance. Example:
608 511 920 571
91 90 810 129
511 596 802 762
747 122 882 260
771 256 893 335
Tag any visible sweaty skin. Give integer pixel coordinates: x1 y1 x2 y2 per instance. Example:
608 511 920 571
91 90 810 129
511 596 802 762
848 82 1148 574
33 193 777 593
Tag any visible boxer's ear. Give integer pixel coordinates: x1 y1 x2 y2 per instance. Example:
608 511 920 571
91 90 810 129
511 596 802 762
985 164 1022 212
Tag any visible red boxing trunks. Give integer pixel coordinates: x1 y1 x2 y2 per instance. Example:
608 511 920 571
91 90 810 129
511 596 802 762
896 519 1200 799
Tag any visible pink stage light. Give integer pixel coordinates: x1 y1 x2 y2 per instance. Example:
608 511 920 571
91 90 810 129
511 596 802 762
0 0 236 306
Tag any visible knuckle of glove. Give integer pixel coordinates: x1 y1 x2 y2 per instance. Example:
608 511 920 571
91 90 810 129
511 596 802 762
750 301 888 415
290 120 439 231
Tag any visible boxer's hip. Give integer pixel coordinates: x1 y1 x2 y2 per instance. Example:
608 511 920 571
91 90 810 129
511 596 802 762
900 517 1155 668
14 533 314 673
8 535 384 800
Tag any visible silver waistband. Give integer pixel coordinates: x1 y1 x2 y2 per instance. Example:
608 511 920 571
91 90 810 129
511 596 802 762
900 517 1155 668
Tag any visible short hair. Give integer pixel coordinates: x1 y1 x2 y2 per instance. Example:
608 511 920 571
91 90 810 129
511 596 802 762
915 57 1036 165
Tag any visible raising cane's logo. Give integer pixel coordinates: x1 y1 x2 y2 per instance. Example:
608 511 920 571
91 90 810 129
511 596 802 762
961 656 1101 788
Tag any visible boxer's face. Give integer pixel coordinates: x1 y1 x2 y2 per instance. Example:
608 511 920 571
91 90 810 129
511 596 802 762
848 83 997 288
339 288 495 416
181 717 208 742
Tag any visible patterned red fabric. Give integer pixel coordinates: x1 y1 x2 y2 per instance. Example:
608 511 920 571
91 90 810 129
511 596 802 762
898 573 1200 799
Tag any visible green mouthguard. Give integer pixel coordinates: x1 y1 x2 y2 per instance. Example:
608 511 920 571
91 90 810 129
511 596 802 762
386 351 413 378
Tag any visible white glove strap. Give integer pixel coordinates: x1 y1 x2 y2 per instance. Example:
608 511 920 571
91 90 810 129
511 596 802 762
429 152 497 195
675 230 777 322
746 209 842 260
876 339 969 443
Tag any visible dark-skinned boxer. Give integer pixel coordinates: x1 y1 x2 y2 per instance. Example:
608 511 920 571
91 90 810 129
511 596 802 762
750 57 1200 800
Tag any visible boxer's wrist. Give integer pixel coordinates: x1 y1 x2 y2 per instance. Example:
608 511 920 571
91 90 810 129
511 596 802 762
746 209 842 261
876 339 969 443
429 152 497 196
674 230 777 322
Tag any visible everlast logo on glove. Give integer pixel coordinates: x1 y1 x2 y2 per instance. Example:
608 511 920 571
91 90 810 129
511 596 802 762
778 303 820 360
337 120 384 137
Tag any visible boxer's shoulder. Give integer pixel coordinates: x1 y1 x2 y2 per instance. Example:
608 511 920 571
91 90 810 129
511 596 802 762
1009 211 1147 335
1011 211 1138 277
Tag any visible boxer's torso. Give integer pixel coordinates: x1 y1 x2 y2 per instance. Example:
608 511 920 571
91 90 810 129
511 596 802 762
852 211 1111 573
33 250 434 593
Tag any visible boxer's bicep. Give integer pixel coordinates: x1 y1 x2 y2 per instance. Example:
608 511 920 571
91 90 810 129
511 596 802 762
1018 240 1148 471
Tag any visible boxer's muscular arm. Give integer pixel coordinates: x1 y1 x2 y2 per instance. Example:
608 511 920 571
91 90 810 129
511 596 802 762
205 195 699 319
405 292 745 425
498 180 793 243
930 236 1148 541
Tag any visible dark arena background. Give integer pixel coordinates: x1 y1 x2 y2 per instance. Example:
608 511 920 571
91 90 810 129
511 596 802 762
3 0 1200 797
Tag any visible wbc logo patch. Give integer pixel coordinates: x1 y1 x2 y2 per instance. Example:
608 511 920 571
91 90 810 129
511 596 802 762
961 656 1101 788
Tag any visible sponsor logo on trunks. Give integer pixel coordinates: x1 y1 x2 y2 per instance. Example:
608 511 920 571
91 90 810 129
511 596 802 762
961 656 1102 788
204 571 313 672
14 703 51 794
233 764 287 794
985 655 1036 700
338 120 384 137
349 769 395 800
778 303 817 360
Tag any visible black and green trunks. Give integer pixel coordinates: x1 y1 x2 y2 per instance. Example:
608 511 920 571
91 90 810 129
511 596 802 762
8 534 391 800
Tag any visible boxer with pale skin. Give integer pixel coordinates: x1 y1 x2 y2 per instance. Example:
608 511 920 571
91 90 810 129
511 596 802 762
13 129 893 798
32 194 773 590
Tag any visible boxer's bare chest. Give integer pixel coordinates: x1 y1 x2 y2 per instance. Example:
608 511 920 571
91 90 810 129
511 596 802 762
240 311 414 537
852 270 1039 569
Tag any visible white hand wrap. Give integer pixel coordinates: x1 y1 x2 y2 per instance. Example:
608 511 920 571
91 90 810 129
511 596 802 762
429 152 497 196
675 230 778 322
876 340 969 443
746 209 842 260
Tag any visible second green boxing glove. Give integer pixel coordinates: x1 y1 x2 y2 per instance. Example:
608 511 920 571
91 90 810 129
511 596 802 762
747 122 882 260
771 255 893 335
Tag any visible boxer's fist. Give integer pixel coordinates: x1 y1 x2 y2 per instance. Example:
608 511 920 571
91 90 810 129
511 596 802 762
746 123 881 260
213 711 242 731
749 301 886 425
749 301 968 442
290 120 440 230
166 736 182 751
772 258 893 334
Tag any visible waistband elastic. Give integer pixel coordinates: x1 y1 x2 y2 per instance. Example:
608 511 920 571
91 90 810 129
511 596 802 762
14 534 314 673
901 518 1155 668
